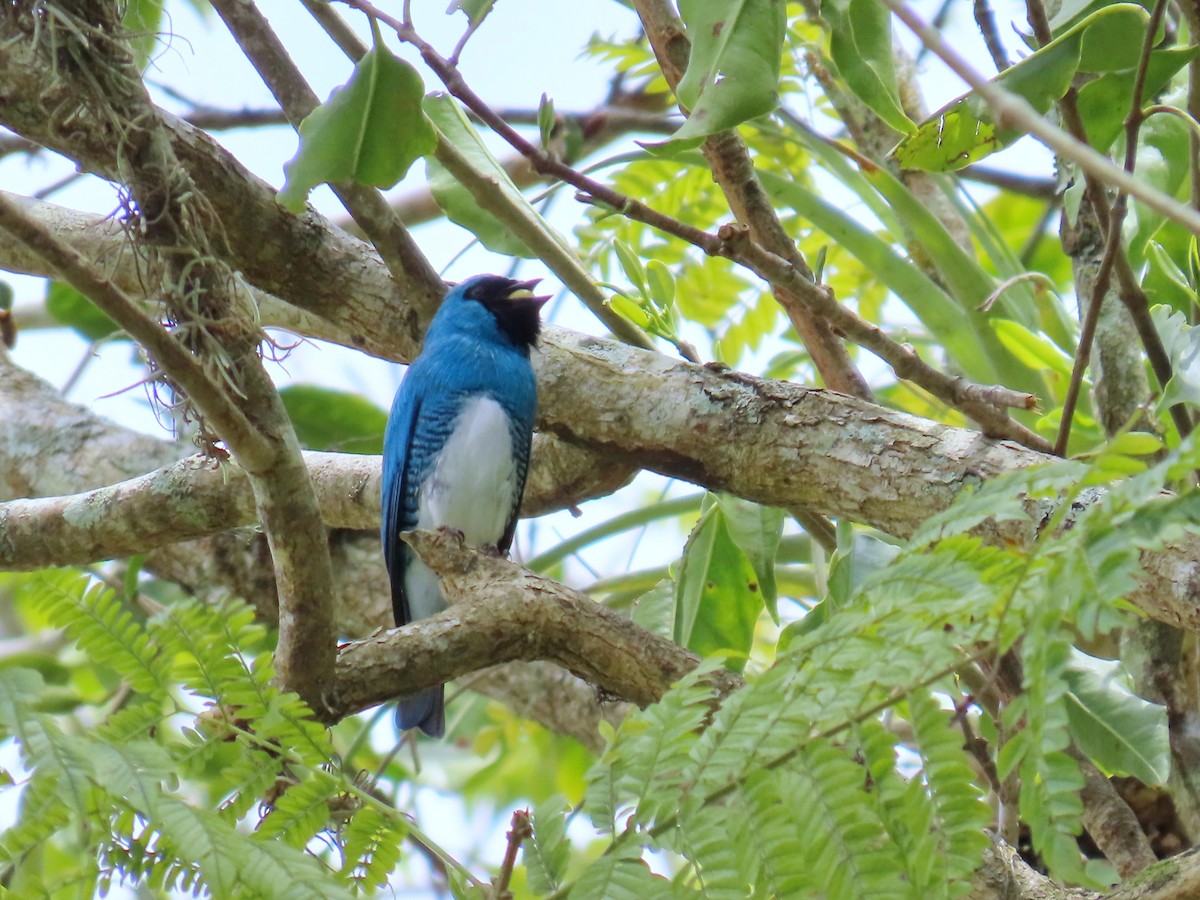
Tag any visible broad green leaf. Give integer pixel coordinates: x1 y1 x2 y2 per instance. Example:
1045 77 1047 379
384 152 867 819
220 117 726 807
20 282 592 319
424 93 536 257
1128 114 1194 265
992 319 1074 377
279 34 436 211
892 4 1150 171
538 92 556 148
716 494 784 620
826 528 902 610
1105 432 1164 456
1145 240 1197 314
45 282 121 342
855 169 1044 394
1063 651 1169 785
278 385 388 454
674 500 764 672
823 0 914 133
1077 48 1198 152
630 578 677 639
664 0 786 144
1150 304 1200 408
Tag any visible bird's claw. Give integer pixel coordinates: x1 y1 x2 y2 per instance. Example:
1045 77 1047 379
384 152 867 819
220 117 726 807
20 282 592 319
436 525 466 545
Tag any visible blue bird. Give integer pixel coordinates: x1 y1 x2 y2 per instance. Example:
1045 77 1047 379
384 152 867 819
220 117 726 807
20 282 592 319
382 274 548 737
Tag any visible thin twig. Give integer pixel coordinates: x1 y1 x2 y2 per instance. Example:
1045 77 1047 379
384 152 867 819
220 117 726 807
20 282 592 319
973 0 1010 72
1054 0 1181 454
491 809 532 900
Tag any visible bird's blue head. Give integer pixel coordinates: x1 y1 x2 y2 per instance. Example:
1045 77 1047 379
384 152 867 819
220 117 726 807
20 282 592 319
425 275 550 356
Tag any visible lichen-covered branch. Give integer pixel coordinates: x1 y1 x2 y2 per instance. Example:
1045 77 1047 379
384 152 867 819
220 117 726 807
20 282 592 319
330 529 741 719
2 5 338 709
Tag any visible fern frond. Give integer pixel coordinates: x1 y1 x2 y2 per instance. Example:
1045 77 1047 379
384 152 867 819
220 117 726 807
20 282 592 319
213 742 286 823
97 698 168 744
671 795 756 899
523 794 570 894
789 740 908 899
0 770 70 862
734 772 819 898
255 769 338 848
92 739 350 899
570 845 676 900
339 802 405 894
0 670 95 819
154 597 332 770
906 690 992 892
153 598 263 702
42 575 173 701
584 665 716 832
856 719 944 897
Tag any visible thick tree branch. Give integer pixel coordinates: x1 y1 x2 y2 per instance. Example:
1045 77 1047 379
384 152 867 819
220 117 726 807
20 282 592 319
0 30 1039 448
329 529 741 721
0 33 432 363
5 6 338 708
333 0 1043 446
6 331 1200 633
0 445 632 571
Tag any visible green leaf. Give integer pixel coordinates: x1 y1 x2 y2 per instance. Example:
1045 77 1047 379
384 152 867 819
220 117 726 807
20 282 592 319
663 0 786 144
892 4 1150 171
424 93 536 257
1150 304 1200 408
45 282 121 342
122 0 165 68
630 578 677 639
278 385 388 454
538 92 556 149
758 169 999 382
524 796 571 894
823 0 914 133
826 527 901 609
278 33 436 211
715 494 785 620
993 319 1074 377
1077 48 1199 152
1064 651 1170 785
674 499 764 671
446 0 495 25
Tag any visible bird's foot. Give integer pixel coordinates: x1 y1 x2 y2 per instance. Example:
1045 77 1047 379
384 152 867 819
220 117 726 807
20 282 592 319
481 543 506 558
436 525 466 545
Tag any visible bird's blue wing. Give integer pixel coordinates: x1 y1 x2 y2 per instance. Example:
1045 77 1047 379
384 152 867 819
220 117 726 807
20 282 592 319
381 385 423 628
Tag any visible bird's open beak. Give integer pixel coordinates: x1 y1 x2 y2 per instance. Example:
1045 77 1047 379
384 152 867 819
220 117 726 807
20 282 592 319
505 278 552 308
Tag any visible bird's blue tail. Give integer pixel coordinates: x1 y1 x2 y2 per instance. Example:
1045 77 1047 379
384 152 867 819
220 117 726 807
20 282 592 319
396 686 445 738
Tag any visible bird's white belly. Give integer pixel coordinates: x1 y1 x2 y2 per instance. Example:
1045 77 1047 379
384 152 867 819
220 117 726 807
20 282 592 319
416 396 517 547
